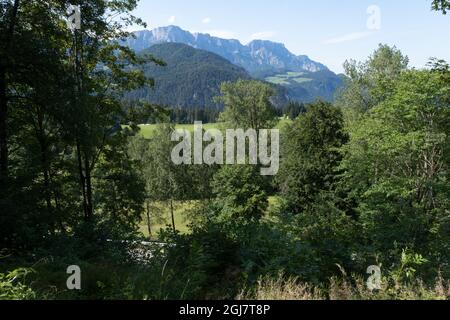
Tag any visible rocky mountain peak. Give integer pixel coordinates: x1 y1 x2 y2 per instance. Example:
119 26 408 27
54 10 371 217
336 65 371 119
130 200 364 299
124 26 329 75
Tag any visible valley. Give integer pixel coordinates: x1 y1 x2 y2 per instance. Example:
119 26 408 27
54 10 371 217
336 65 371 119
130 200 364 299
123 26 345 107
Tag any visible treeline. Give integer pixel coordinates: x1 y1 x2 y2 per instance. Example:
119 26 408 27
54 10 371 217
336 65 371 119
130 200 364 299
166 107 221 124
168 101 305 123
133 103 303 125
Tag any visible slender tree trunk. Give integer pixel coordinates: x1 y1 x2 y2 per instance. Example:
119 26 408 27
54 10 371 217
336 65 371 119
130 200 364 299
37 112 52 212
72 28 93 222
54 189 65 234
146 201 152 238
84 152 93 221
170 199 176 232
36 113 59 235
39 134 54 230
48 165 65 234
76 141 89 220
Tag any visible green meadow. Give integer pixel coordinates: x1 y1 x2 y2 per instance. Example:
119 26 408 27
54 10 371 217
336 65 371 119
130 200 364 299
138 196 284 239
265 71 313 86
137 123 219 139
137 119 292 139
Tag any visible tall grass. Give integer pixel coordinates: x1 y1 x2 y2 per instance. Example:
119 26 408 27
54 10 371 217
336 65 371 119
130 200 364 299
238 274 450 300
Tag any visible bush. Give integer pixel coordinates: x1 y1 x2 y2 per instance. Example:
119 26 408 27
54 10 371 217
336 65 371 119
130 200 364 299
0 268 36 300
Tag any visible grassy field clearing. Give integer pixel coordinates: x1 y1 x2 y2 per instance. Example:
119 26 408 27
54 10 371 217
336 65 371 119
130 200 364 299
137 119 292 139
265 71 313 86
138 201 197 239
138 123 219 139
139 197 283 239
265 77 290 85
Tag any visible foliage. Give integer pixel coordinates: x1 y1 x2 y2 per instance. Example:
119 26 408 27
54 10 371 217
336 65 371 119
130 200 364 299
158 224 241 299
94 131 146 237
339 68 450 270
0 268 35 300
169 107 220 124
284 101 306 120
0 1 449 301
125 43 251 109
337 44 409 124
211 165 269 222
0 0 160 247
277 101 349 214
432 0 450 13
215 80 278 130
129 124 216 233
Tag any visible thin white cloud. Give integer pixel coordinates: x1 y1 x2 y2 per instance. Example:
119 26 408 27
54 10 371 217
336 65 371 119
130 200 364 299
168 16 176 24
250 31 276 40
323 31 375 44
202 17 211 24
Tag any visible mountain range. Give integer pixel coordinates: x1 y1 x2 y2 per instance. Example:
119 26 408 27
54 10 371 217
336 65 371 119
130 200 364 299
124 25 328 76
123 26 344 108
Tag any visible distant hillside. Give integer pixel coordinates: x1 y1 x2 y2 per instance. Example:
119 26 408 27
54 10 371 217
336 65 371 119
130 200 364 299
263 69 345 102
124 25 328 75
126 43 251 109
123 26 344 103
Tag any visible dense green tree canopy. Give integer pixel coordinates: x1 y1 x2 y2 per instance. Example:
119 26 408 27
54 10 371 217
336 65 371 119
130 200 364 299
432 0 450 13
340 67 450 266
215 79 277 130
338 44 409 119
277 101 348 214
0 0 159 245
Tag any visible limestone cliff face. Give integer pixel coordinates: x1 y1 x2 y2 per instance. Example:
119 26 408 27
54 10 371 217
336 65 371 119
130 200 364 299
124 26 328 75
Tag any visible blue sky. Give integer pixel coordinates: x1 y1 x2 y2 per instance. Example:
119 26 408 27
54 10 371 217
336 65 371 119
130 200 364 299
130 0 450 73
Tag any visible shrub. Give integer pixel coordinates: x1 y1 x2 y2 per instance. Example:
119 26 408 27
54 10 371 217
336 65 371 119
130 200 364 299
0 268 36 300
